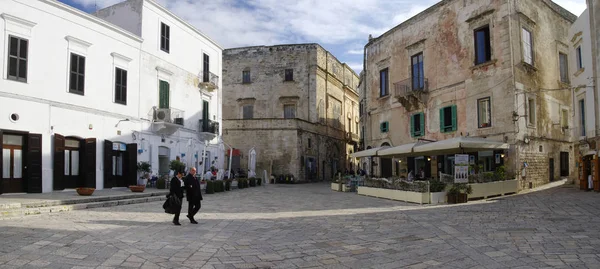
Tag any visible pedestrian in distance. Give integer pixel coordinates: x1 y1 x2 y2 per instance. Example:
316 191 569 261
185 167 202 224
168 170 185 226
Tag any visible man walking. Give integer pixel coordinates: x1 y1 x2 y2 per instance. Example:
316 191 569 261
185 168 202 224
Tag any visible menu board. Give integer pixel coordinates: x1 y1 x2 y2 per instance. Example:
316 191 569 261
454 154 469 183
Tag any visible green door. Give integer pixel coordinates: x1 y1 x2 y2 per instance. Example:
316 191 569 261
159 80 169 109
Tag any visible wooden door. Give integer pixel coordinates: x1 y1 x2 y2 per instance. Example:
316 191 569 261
549 158 555 182
2 133 25 193
26 133 42 193
104 140 113 188
125 143 137 187
53 134 65 190
83 138 96 188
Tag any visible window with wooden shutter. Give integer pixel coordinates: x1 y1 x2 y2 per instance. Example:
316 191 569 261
115 68 127 105
284 105 296 119
203 54 209 82
522 28 533 65
380 122 389 133
440 106 456 133
159 80 169 109
243 105 254 119
69 53 86 95
160 22 170 53
7 35 28 82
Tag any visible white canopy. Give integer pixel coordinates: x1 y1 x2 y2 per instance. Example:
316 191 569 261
378 143 418 157
412 136 509 155
350 146 390 158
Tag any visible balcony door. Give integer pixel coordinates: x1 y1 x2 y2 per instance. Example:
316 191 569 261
104 140 137 188
159 80 170 109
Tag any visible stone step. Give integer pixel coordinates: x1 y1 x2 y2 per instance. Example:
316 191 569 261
0 193 167 220
19 191 169 209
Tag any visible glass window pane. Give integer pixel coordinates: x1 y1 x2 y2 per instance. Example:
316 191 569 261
65 139 80 148
116 69 121 83
69 73 77 91
9 37 18 56
71 55 78 72
3 135 23 146
13 149 22 178
18 59 27 79
122 70 127 85
78 75 84 92
71 151 79 176
19 39 28 59
79 56 85 74
112 156 116 176
2 149 10 178
116 155 123 176
8 57 17 77
65 150 70 176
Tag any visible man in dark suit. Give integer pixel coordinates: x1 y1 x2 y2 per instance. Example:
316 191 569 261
169 170 185 225
185 167 202 224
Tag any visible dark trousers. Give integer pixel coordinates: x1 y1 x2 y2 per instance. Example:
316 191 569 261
173 211 180 222
188 198 201 218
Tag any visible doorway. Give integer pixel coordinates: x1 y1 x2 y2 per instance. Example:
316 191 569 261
158 146 170 177
2 134 24 193
305 157 316 182
380 158 392 178
64 138 81 188
549 158 555 182
560 152 569 177
103 140 137 188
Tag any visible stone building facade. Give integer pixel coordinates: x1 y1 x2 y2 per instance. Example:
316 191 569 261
360 0 577 188
222 44 360 181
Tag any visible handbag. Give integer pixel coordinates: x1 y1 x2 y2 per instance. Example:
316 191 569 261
164 194 181 214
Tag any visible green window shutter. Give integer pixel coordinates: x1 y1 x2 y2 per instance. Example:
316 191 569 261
410 115 415 137
380 122 383 133
419 112 425 137
439 108 445 133
451 105 457 131
159 81 169 109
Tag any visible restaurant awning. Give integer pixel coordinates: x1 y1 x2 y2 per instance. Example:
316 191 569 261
412 136 509 155
350 146 390 158
378 143 417 157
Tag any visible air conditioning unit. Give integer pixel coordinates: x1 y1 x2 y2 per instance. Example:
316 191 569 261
174 117 184 125
154 108 171 122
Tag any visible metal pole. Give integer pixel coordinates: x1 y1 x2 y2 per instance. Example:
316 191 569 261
228 146 233 180
201 141 207 181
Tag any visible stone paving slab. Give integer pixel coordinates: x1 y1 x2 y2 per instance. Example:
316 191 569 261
1 183 600 269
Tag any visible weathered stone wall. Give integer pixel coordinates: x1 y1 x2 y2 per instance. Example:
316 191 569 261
222 44 359 181
362 0 576 184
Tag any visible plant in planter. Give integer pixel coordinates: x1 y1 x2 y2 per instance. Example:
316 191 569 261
169 160 186 175
225 180 232 191
206 180 215 194
256 177 262 186
429 180 447 192
156 175 168 189
214 180 224 192
249 178 256 187
494 165 507 182
447 183 473 204
131 161 152 192
76 187 95 196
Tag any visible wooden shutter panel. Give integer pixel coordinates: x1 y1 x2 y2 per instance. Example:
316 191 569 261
410 115 415 137
53 134 65 190
83 138 96 188
104 140 113 188
439 108 445 132
451 105 457 131
159 81 169 109
27 133 43 193
419 113 425 137
125 143 138 187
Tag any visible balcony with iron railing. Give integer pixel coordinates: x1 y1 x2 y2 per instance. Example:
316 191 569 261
394 77 429 101
346 132 359 142
198 70 219 91
199 119 219 135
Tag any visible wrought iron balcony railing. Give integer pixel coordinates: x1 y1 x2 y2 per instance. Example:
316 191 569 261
394 77 429 100
199 70 219 91
199 119 219 135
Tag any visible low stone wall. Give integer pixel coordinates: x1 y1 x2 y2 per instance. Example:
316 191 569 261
468 180 518 199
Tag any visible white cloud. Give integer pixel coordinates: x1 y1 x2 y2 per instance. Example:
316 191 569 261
346 49 364 55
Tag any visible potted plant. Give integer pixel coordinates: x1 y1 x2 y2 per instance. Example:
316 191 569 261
206 180 215 194
156 175 168 189
447 183 472 204
76 187 95 196
169 160 186 175
225 179 232 191
131 161 152 192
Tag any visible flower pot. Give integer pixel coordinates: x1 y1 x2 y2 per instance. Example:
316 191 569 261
76 188 95 196
129 185 145 192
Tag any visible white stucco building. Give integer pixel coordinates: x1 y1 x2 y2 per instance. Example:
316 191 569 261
0 0 223 194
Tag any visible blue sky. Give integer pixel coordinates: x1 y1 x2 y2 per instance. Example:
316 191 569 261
59 0 587 74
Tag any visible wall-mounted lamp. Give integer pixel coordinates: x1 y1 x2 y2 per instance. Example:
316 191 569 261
115 118 130 127
427 157 431 161
501 153 505 158
398 160 402 163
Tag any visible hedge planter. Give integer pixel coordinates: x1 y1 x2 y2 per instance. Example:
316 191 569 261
430 192 446 204
225 180 232 191
468 180 518 199
357 186 428 204
206 181 215 194
331 183 342 191
447 193 468 204
249 178 256 187
231 180 238 189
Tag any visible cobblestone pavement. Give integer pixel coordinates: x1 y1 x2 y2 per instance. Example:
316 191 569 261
1 183 600 269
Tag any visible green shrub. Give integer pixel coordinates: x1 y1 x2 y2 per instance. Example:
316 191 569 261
249 178 256 187
214 180 224 192
237 178 246 189
206 181 214 194
256 178 262 186
225 180 231 191
157 177 167 189
429 180 447 192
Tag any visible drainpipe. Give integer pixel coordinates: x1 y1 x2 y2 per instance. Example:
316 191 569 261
507 0 519 177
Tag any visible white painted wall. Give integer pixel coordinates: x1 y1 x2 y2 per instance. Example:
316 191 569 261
0 0 224 193
569 9 596 139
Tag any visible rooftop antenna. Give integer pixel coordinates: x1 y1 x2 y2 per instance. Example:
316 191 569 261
94 1 98 12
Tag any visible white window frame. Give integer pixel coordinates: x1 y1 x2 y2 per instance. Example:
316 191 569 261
528 98 536 126
522 28 533 65
111 53 132 105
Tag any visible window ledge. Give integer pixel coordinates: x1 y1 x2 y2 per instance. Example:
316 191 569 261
574 68 585 77
527 124 536 129
242 82 252 85
557 81 570 88
69 91 84 96
521 62 538 72
478 124 492 129
378 95 390 100
6 77 27 84
470 59 498 70
283 80 295 83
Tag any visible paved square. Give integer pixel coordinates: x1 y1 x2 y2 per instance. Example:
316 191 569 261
1 184 600 268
